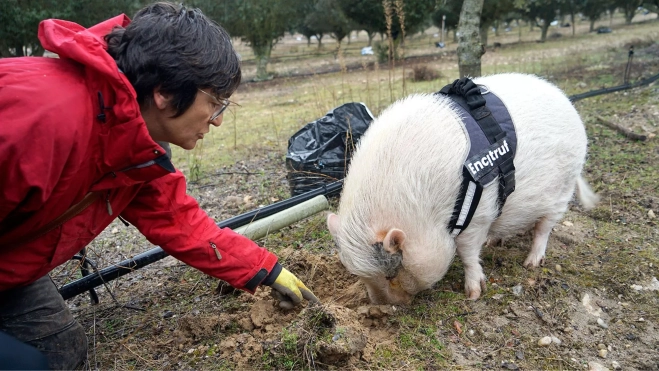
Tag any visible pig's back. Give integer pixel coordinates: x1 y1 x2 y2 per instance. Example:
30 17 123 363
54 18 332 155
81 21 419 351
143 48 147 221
339 93 469 242
473 73 588 237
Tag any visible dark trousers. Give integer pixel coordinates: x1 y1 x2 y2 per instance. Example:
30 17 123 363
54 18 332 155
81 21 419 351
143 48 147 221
0 276 88 370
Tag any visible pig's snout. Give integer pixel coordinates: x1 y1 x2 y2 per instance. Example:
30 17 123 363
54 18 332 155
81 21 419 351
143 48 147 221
362 276 412 305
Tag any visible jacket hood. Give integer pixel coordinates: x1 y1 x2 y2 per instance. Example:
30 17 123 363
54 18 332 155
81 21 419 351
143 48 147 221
39 15 130 83
38 16 141 123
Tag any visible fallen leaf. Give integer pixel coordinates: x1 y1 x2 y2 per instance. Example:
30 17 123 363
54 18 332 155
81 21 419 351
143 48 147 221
453 320 463 335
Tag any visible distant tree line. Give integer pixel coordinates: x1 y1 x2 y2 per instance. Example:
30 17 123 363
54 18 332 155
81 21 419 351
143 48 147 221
1 0 656 79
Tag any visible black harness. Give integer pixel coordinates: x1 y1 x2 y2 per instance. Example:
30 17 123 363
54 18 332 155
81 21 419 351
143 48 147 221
436 77 517 237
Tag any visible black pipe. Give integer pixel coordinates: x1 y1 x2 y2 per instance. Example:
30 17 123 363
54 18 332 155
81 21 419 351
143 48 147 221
58 180 343 300
569 70 659 102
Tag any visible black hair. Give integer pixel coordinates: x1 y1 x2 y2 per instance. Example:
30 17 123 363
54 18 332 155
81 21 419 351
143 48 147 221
105 2 241 117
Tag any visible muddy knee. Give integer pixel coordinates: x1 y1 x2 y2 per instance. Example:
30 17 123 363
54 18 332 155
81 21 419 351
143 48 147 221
0 276 88 369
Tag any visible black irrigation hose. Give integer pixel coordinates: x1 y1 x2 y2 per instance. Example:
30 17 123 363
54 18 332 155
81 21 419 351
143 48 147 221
569 70 659 102
58 180 344 300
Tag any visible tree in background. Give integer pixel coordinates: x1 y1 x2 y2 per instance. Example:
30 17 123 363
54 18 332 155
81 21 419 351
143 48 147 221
294 0 325 47
432 0 463 43
615 0 643 24
216 0 305 81
0 0 58 57
579 0 614 31
480 0 517 46
337 0 435 47
523 0 569 42
304 0 354 50
336 0 381 46
0 0 139 57
456 0 485 77
642 0 659 16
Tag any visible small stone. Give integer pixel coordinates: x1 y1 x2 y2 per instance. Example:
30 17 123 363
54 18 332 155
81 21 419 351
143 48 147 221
111 227 119 234
538 336 552 346
512 284 523 296
637 318 644 322
562 221 574 227
599 349 608 358
598 343 606 350
238 317 254 331
648 209 656 219
597 318 609 329
588 361 609 371
555 264 562 273
356 306 369 316
515 350 524 360
187 348 195 354
162 310 174 318
551 336 562 345
611 361 620 369
563 326 574 333
492 293 504 300
501 361 519 370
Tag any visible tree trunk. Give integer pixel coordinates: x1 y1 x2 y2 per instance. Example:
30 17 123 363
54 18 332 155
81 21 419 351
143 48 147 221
480 24 489 46
589 19 595 32
457 0 485 78
624 7 635 24
570 10 575 36
367 31 375 46
252 42 273 81
14 44 25 57
540 21 550 42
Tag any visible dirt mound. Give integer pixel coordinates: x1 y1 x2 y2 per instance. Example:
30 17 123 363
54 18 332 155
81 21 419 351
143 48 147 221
164 249 400 368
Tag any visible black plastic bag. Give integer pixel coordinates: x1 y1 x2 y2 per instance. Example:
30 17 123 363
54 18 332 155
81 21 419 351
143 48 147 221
286 102 374 196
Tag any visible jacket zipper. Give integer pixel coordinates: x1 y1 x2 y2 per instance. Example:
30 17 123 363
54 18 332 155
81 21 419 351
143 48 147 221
105 190 113 215
210 242 222 260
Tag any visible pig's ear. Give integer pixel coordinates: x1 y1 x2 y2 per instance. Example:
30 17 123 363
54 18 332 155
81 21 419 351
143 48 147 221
383 228 407 254
327 213 341 236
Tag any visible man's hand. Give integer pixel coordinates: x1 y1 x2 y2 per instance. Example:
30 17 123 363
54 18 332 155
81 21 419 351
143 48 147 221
269 268 320 309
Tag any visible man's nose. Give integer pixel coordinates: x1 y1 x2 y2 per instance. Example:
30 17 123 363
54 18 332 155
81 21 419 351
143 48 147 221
210 115 223 127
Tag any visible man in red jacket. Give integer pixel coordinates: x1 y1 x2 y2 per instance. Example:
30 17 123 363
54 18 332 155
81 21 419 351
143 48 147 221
0 2 318 369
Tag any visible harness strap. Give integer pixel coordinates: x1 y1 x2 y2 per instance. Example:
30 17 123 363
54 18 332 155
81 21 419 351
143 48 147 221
438 77 516 236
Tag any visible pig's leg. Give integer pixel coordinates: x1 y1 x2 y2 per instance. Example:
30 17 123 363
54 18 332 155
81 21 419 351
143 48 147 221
456 231 489 300
523 216 557 268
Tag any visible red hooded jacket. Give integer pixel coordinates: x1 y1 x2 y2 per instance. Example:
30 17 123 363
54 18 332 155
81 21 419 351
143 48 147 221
0 15 277 292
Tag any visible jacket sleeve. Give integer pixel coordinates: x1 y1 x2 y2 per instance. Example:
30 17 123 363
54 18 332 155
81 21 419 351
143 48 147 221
120 170 278 293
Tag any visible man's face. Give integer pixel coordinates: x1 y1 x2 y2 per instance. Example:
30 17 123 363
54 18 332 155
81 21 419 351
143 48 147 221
153 89 227 150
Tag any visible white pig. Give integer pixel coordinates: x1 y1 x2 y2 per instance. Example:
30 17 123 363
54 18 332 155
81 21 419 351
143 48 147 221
327 73 598 305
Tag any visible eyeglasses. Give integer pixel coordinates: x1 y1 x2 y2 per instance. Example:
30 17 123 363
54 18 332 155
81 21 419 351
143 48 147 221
197 89 231 121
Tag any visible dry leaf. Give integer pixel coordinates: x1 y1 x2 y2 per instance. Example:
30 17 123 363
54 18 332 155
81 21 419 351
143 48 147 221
453 320 463 335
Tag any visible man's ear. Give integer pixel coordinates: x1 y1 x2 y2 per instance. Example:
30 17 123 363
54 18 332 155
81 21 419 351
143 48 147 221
152 86 172 110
